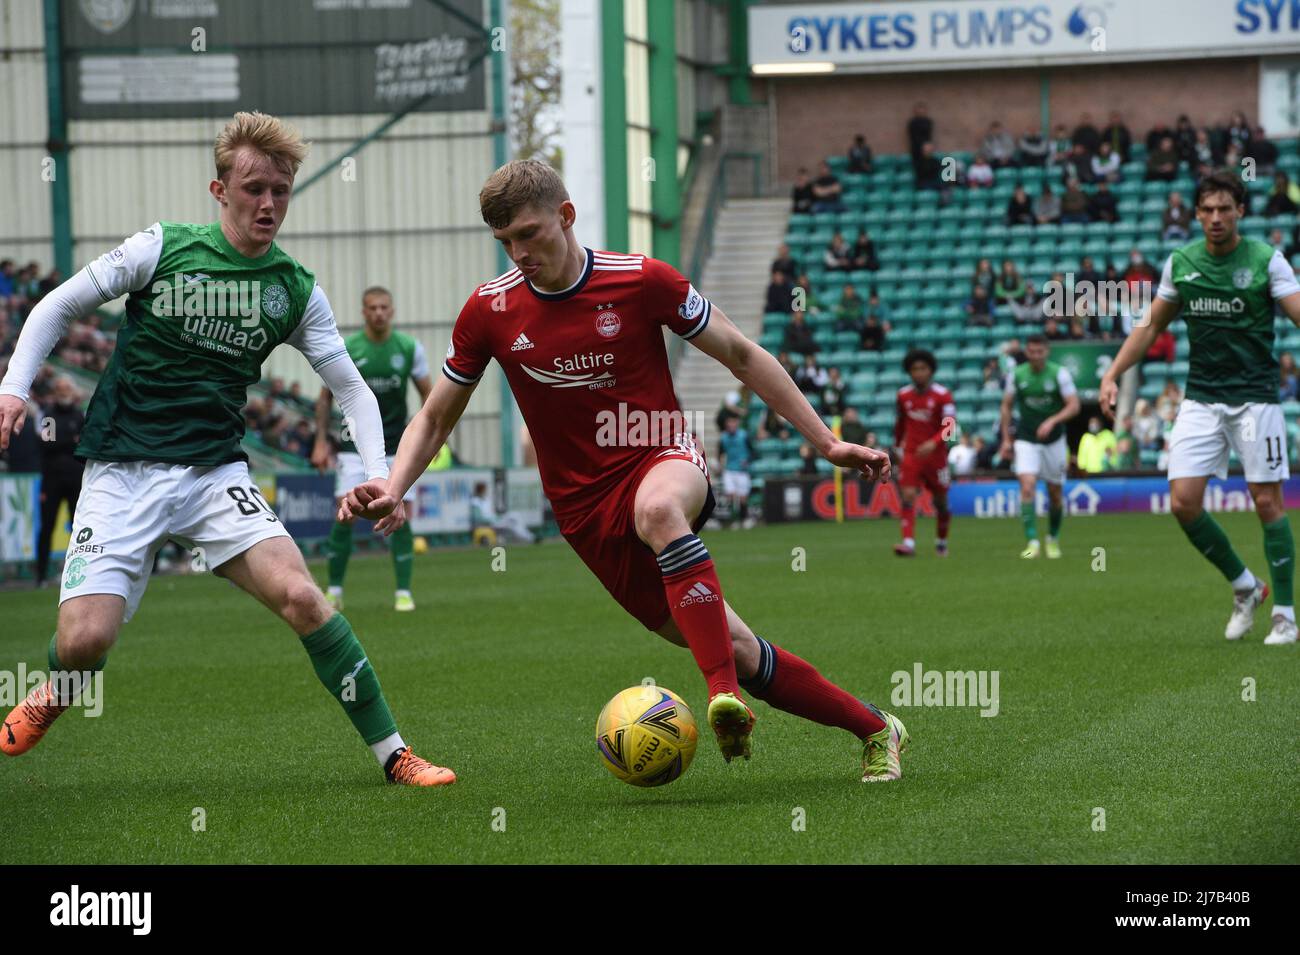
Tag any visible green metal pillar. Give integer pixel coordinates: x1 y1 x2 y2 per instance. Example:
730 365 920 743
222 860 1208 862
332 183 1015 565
600 0 628 254
647 0 679 268
42 0 72 278
490 0 515 466
727 0 753 105
1039 70 1051 134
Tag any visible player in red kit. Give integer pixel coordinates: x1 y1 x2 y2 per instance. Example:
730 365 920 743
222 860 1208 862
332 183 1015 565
893 349 955 557
340 160 912 782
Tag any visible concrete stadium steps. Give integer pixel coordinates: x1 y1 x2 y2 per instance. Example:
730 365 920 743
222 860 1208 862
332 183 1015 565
677 198 791 458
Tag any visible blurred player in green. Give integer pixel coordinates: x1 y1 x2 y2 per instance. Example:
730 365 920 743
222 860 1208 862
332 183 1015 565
312 288 432 612
999 334 1080 559
1101 171 1300 644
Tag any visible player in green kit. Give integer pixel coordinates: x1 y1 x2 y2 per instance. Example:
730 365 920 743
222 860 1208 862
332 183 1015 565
1101 171 1300 645
0 112 455 783
999 334 1081 559
312 288 432 612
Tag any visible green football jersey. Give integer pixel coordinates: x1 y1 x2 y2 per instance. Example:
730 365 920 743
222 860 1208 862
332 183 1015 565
339 330 428 455
1007 360 1075 444
76 221 331 466
1160 237 1300 405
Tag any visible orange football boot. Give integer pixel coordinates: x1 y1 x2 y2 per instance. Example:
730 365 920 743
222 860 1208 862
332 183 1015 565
385 747 456 786
1 681 68 756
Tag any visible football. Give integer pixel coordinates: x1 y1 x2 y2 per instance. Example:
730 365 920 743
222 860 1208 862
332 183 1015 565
595 685 698 787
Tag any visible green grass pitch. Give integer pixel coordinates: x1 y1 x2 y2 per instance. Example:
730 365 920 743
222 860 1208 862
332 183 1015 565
2 512 1296 864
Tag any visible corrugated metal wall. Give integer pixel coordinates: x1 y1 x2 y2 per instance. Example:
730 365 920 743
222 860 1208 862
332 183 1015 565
0 1 505 467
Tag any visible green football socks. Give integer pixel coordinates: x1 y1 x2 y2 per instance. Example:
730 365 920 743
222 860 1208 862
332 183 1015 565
1180 510 1247 584
326 521 353 588
300 613 397 745
1048 505 1063 539
1263 516 1295 608
390 523 414 592
1020 500 1038 541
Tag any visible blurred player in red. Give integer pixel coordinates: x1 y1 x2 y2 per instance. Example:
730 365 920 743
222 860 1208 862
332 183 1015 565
340 160 912 782
893 348 955 557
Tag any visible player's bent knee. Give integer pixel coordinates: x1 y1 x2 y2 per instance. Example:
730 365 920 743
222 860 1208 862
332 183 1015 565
279 576 333 632
57 599 122 664
634 496 688 547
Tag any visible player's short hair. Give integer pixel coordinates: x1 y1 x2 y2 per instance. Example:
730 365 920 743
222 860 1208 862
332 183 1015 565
214 111 309 181
902 348 936 373
1193 170 1247 209
479 159 570 229
1025 333 1048 347
361 285 392 303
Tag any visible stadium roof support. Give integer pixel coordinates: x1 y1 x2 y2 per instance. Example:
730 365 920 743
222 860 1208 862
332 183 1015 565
647 0 680 267
42 0 72 279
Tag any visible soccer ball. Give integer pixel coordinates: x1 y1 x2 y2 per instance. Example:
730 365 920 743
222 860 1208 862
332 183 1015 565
596 684 698 787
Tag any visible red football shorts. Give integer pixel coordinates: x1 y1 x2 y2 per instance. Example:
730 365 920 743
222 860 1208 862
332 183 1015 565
899 451 950 495
557 436 714 632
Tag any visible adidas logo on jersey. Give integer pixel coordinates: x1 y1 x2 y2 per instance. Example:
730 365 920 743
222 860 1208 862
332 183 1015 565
678 581 719 607
510 333 535 351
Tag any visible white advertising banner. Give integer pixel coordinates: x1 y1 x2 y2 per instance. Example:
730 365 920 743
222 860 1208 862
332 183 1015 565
0 475 38 563
749 0 1300 74
407 469 494 535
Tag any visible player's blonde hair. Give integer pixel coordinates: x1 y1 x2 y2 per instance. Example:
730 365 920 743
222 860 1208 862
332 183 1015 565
214 111 309 181
479 159 569 229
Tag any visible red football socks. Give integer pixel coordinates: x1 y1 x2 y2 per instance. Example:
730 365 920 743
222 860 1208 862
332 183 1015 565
742 637 885 738
657 535 740 699
900 504 916 540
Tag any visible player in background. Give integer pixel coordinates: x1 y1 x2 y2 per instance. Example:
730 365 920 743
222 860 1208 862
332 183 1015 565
1100 171 1300 644
311 287 432 612
999 334 1080 559
342 160 912 782
893 348 955 557
717 415 755 529
0 112 454 786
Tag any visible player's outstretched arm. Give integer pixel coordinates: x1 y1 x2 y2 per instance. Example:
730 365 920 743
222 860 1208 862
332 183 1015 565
1278 291 1300 328
1098 296 1178 419
0 270 117 450
689 305 890 481
342 374 476 532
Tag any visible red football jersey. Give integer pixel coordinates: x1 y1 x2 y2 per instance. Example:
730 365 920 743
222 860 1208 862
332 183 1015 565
442 248 711 519
894 383 955 460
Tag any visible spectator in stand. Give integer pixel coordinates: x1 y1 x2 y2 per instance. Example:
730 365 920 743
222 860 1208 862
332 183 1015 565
972 258 996 295
1060 179 1091 223
1280 352 1299 401
994 260 1025 306
1018 126 1049 166
1156 379 1182 420
1145 136 1180 181
759 407 791 441
1269 228 1289 254
1145 120 1173 153
783 311 818 356
847 134 873 174
793 272 820 315
34 377 86 588
834 284 865 333
1227 110 1252 153
981 357 1003 391
1067 316 1087 339
821 367 847 417
1246 125 1279 174
823 232 853 272
794 353 828 394
811 160 845 212
1101 111 1132 162
1089 180 1119 223
1006 184 1035 225
775 350 798 380
1109 431 1138 471
771 243 799 281
765 269 794 314
949 433 977 476
1090 141 1121 183
859 314 888 352
1191 127 1218 172
839 406 867 446
981 121 1017 168
1076 255 1102 290
797 441 820 475
1132 399 1161 450
851 229 880 271
914 140 944 191
1264 171 1300 216
1048 123 1072 168
1062 144 1095 185
966 284 994 326
0 260 14 303
1174 114 1198 164
1072 113 1101 155
1034 183 1061 224
967 153 995 188
907 102 933 172
1162 191 1192 241
1144 326 1176 364
1125 248 1158 288
1077 416 1116 474
715 388 744 431
1043 316 1067 340
791 167 814 214
1010 281 1045 324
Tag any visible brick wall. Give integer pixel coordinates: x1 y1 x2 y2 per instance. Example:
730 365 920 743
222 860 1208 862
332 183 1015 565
771 57 1261 182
